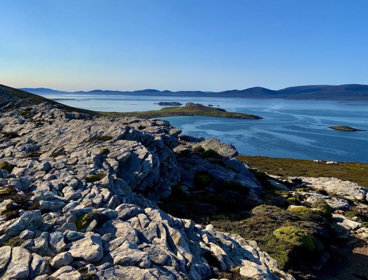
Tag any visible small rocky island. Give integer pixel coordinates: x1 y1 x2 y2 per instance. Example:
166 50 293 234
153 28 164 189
108 102 262 119
329 125 364 132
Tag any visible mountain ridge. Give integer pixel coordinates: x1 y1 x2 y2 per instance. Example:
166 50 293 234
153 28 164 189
22 84 368 100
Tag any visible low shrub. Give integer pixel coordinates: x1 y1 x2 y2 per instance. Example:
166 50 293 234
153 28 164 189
86 173 106 183
87 135 112 142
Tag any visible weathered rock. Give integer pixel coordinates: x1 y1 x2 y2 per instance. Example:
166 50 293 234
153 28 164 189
7 210 43 236
195 137 238 158
1 247 31 279
50 252 73 268
69 233 103 263
0 246 12 274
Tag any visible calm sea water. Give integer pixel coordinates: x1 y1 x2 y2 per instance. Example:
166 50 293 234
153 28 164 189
39 93 368 162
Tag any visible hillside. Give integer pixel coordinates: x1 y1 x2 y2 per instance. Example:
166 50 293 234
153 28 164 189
23 84 368 101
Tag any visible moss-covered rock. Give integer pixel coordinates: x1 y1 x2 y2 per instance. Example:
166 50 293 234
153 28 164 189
273 226 315 252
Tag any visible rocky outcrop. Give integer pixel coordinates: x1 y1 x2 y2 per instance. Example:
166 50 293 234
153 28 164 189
0 103 293 279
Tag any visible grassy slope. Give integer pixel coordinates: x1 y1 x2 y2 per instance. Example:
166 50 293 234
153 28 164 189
99 103 262 119
238 155 368 188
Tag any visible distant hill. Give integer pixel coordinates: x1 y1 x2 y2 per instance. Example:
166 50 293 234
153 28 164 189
0 84 95 115
22 84 368 100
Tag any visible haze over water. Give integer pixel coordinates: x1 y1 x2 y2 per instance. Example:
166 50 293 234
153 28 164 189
39 92 368 163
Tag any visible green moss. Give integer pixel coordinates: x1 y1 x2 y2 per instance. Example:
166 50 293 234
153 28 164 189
311 199 333 218
202 149 222 159
273 226 315 252
288 206 314 220
0 186 17 196
362 222 368 228
86 173 106 183
87 135 112 142
1 236 23 247
261 232 292 269
76 213 93 230
99 147 110 155
286 197 300 205
193 172 212 189
0 161 15 173
345 211 358 219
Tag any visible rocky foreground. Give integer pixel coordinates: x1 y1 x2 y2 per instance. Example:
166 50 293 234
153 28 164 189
0 102 293 280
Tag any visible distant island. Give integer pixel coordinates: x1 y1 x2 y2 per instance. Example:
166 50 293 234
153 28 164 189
101 102 262 119
329 125 365 132
154 101 182 106
22 84 368 101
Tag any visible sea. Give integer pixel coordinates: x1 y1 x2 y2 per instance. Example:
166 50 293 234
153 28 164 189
38 92 368 163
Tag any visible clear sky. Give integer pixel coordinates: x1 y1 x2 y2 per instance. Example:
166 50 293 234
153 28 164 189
1 0 368 91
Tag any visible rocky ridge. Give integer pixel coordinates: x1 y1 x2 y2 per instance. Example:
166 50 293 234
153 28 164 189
0 102 293 280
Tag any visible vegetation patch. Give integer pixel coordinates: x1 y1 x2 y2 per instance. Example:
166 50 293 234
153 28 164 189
87 135 113 142
193 172 212 189
24 151 42 158
273 226 315 252
86 173 106 183
1 236 23 247
99 147 110 155
51 151 67 157
1 132 19 139
0 161 15 173
238 155 368 188
202 149 222 159
76 213 93 230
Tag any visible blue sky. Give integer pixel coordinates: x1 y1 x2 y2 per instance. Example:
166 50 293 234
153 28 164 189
1 0 367 91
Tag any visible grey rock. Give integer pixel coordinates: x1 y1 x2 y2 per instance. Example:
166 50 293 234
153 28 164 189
0 246 12 273
69 233 103 263
49 231 66 253
1 246 31 279
51 265 81 280
7 210 43 236
50 252 73 268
